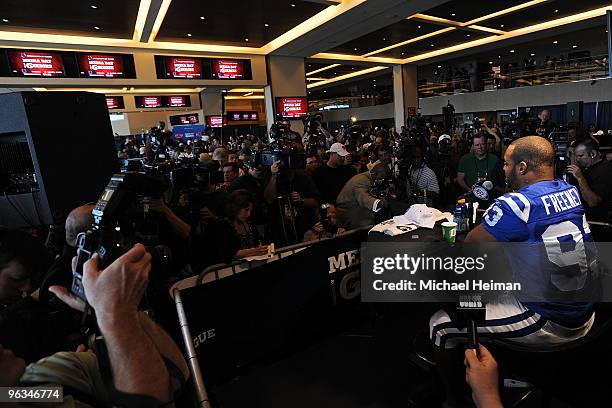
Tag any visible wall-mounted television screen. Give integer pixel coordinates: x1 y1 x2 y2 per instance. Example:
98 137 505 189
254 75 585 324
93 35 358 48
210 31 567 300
164 57 202 79
8 50 65 77
164 95 191 107
212 59 245 79
135 96 163 108
275 97 308 119
206 115 228 128
106 96 125 109
228 111 259 121
170 113 199 126
78 54 124 78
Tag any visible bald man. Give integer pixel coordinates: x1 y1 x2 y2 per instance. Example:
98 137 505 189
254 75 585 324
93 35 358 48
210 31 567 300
39 205 94 303
336 163 391 230
431 137 598 407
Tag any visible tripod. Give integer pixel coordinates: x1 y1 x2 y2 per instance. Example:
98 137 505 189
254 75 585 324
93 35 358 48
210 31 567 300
276 194 299 245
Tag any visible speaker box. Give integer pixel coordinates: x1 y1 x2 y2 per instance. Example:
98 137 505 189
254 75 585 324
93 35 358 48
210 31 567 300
567 101 583 124
0 91 118 228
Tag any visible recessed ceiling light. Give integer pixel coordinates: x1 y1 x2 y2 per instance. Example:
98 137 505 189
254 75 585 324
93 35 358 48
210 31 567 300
401 52 405 55
510 49 515 53
200 16 205 20
451 13 456 16
1 19 8 23
323 90 327 93
373 84 377 87
553 40 558 44
382 37 386 41
466 34 471 37
187 33 192 37
530 53 535 56
500 24 504 28
437 65 442 68
245 38 249 42
489 61 493 64
291 3 295 7
572 45 578 48
264 23 269 27
417 25 422 29
373 79 376 82
90 5 98 9
354 47 357 51
430 43 435 47
554 9 559 13
94 26 100 30
498 55 501 58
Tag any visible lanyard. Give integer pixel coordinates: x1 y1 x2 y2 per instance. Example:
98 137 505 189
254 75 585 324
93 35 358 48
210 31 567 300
474 154 489 180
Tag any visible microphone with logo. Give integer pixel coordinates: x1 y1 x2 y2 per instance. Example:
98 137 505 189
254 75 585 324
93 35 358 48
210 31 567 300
461 180 494 202
460 180 494 227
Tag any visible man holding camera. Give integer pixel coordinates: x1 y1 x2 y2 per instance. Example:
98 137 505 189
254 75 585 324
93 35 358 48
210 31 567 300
0 244 189 407
264 160 320 244
312 143 356 205
336 163 391 230
567 137 612 239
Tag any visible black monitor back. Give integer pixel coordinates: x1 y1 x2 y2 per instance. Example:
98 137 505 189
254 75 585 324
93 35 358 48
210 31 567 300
0 91 118 227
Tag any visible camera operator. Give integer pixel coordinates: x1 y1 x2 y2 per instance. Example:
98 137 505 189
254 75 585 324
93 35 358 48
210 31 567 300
212 147 229 168
221 162 241 190
2 244 189 406
406 146 439 206
264 159 320 244
304 203 346 241
305 154 320 176
336 163 391 230
567 138 612 237
312 143 356 205
535 108 556 137
456 134 499 193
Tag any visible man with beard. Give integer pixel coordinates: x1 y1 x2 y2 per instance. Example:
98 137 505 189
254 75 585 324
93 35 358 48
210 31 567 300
430 136 597 407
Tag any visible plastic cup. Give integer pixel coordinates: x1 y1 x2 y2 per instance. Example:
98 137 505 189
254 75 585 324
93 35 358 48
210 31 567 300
441 221 458 243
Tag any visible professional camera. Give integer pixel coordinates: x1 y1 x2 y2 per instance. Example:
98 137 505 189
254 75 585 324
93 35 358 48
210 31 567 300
369 177 391 199
549 129 570 179
72 173 172 302
269 122 297 142
251 147 306 170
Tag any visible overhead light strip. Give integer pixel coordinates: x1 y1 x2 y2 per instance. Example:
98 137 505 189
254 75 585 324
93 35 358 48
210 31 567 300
306 77 328 80
224 95 265 100
402 5 612 63
467 25 505 35
133 0 152 41
149 0 172 42
463 0 549 26
361 27 455 57
307 66 389 89
306 63 341 76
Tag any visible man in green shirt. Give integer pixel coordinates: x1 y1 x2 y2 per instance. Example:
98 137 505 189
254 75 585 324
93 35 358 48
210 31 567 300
457 134 499 192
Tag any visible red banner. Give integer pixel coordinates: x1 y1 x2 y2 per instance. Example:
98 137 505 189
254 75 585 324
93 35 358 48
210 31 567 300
79 54 124 77
276 97 308 119
206 115 227 127
213 59 244 79
9 51 65 77
165 95 190 107
165 57 202 79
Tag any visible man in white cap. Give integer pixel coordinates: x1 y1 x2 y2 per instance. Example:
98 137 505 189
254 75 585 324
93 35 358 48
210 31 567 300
312 142 356 204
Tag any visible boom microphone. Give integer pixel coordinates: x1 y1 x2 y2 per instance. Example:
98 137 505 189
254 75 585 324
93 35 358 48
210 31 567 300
462 180 493 201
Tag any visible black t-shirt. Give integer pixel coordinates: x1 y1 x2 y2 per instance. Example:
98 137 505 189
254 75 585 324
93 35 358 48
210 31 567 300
312 164 356 205
581 160 612 222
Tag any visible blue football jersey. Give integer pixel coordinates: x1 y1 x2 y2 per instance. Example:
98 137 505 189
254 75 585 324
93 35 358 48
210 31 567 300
482 179 597 327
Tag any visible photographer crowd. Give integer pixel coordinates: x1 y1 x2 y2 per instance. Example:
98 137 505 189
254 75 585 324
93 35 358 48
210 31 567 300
1 108 612 407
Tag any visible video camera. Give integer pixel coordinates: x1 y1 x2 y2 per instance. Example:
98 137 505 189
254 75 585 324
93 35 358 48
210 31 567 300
72 173 172 302
251 147 306 170
549 129 570 179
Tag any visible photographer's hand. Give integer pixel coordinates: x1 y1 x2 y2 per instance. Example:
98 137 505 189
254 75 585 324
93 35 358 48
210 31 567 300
271 160 281 175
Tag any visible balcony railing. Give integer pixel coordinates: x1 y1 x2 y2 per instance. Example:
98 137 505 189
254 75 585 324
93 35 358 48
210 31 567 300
418 55 610 98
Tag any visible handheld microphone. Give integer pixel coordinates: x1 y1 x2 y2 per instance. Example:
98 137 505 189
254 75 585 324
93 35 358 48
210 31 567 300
462 180 493 201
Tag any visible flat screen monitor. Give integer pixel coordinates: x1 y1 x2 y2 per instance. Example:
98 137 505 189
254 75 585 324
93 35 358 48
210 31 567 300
8 50 65 77
206 115 227 128
106 96 125 109
165 57 202 79
276 97 308 119
135 96 163 108
164 95 191 107
212 59 245 79
170 113 199 126
78 53 124 78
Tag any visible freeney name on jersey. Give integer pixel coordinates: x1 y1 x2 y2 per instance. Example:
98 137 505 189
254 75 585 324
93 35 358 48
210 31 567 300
541 187 581 215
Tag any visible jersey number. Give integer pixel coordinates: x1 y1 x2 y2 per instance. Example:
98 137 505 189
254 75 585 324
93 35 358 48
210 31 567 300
541 220 590 291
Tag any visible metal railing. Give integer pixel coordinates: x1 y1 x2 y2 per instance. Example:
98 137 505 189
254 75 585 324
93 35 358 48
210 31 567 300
418 55 610 98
